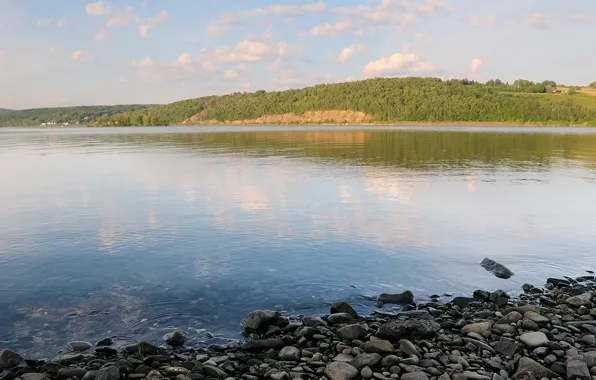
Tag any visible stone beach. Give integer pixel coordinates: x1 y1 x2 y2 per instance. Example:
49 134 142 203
2 274 596 380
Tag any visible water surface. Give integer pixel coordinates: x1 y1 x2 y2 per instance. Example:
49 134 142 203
1 126 596 356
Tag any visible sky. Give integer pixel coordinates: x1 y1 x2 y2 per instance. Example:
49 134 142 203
0 0 595 109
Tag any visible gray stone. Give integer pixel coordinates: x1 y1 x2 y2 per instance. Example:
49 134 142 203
240 338 285 350
578 351 596 367
334 354 355 362
165 367 189 376
67 341 93 352
519 332 550 348
497 311 522 324
164 329 188 346
350 353 382 369
461 322 492 335
303 317 327 328
331 302 359 318
203 365 228 378
399 339 420 357
325 362 359 380
462 338 495 354
279 346 301 361
145 370 163 380
21 374 50 380
328 313 354 324
489 290 510 307
270 372 291 380
0 349 23 368
378 319 440 342
480 258 515 279
241 310 280 333
58 367 87 379
361 367 374 379
523 311 549 323
567 360 591 380
512 357 558 379
96 366 120 380
381 355 399 368
462 372 490 380
53 352 85 365
401 373 430 380
493 324 517 334
566 293 593 307
362 340 395 354
96 337 113 346
337 324 367 341
522 319 539 331
378 291 415 305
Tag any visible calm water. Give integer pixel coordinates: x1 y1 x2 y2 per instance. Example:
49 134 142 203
1 126 596 356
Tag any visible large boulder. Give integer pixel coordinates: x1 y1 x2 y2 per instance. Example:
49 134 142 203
480 257 515 279
330 302 359 318
337 324 367 341
512 357 558 379
325 362 358 380
378 318 440 342
241 310 280 333
378 291 415 305
0 349 23 369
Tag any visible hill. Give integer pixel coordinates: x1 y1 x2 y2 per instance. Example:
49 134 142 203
0 108 12 112
0 105 155 127
87 77 596 127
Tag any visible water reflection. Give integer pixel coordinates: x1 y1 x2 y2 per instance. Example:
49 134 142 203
0 127 595 355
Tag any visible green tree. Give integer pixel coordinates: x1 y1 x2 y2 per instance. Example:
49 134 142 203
590 82 596 88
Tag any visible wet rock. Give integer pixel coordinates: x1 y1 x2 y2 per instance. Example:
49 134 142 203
399 339 420 357
135 341 161 355
67 341 93 352
95 366 120 380
566 293 593 307
378 319 440 341
96 338 113 347
489 290 510 307
378 291 415 305
0 349 23 368
480 258 515 279
325 362 359 380
519 332 550 348
331 302 359 318
328 313 354 324
241 310 280 333
337 324 367 341
461 322 492 335
202 365 228 378
349 353 382 369
473 290 490 300
164 329 188 346
279 346 301 361
53 352 85 365
401 373 430 380
361 340 395 354
494 340 521 357
453 297 477 308
567 360 591 380
512 357 558 379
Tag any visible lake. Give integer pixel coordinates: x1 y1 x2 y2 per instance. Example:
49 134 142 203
1 126 595 356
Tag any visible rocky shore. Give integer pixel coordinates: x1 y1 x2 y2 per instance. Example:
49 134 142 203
2 275 596 380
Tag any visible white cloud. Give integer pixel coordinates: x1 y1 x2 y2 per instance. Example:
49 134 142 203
470 58 482 72
72 50 92 62
86 1 110 16
338 43 364 63
311 20 353 37
223 69 239 79
132 56 155 68
525 13 551 29
107 6 134 27
175 52 192 66
137 10 170 38
215 40 274 62
94 29 108 42
364 49 438 76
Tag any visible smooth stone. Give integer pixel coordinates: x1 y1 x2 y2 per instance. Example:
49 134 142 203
53 352 85 365
493 324 517 334
58 368 87 379
461 322 492 335
303 317 327 328
519 332 550 348
21 374 50 380
567 360 591 380
337 324 367 341
333 354 355 363
202 365 228 378
271 372 291 380
524 311 549 323
164 329 188 346
567 293 593 307
462 338 495 353
578 306 591 315
480 258 514 279
462 371 490 380
362 340 395 354
0 349 23 368
512 357 558 379
532 347 548 356
145 370 163 380
401 373 430 380
578 351 596 367
279 346 301 361
350 353 382 369
378 291 415 306
67 341 93 352
328 313 354 324
522 319 539 331
325 362 359 380
378 319 440 341
165 367 189 375
331 302 359 319
497 311 522 324
381 355 399 368
399 339 420 357
95 366 120 380
241 310 280 333
361 367 374 379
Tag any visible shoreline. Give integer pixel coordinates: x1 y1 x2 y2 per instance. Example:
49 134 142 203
178 121 589 128
2 273 595 380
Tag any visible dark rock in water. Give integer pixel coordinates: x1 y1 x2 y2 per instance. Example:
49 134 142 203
241 310 280 333
96 338 113 347
522 284 542 294
512 357 558 380
0 349 23 369
480 258 514 279
377 319 440 342
134 341 161 356
452 297 476 308
164 329 188 347
303 316 327 328
95 366 120 380
378 291 415 305
331 301 359 318
566 360 590 380
489 290 510 307
325 361 358 380
473 290 490 300
53 352 85 365
546 278 570 287
67 341 92 352
240 338 285 350
95 347 117 355
337 324 367 340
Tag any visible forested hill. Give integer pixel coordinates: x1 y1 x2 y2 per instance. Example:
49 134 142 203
87 77 596 127
0 105 154 127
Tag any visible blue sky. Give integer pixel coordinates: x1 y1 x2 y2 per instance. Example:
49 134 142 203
0 0 595 109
